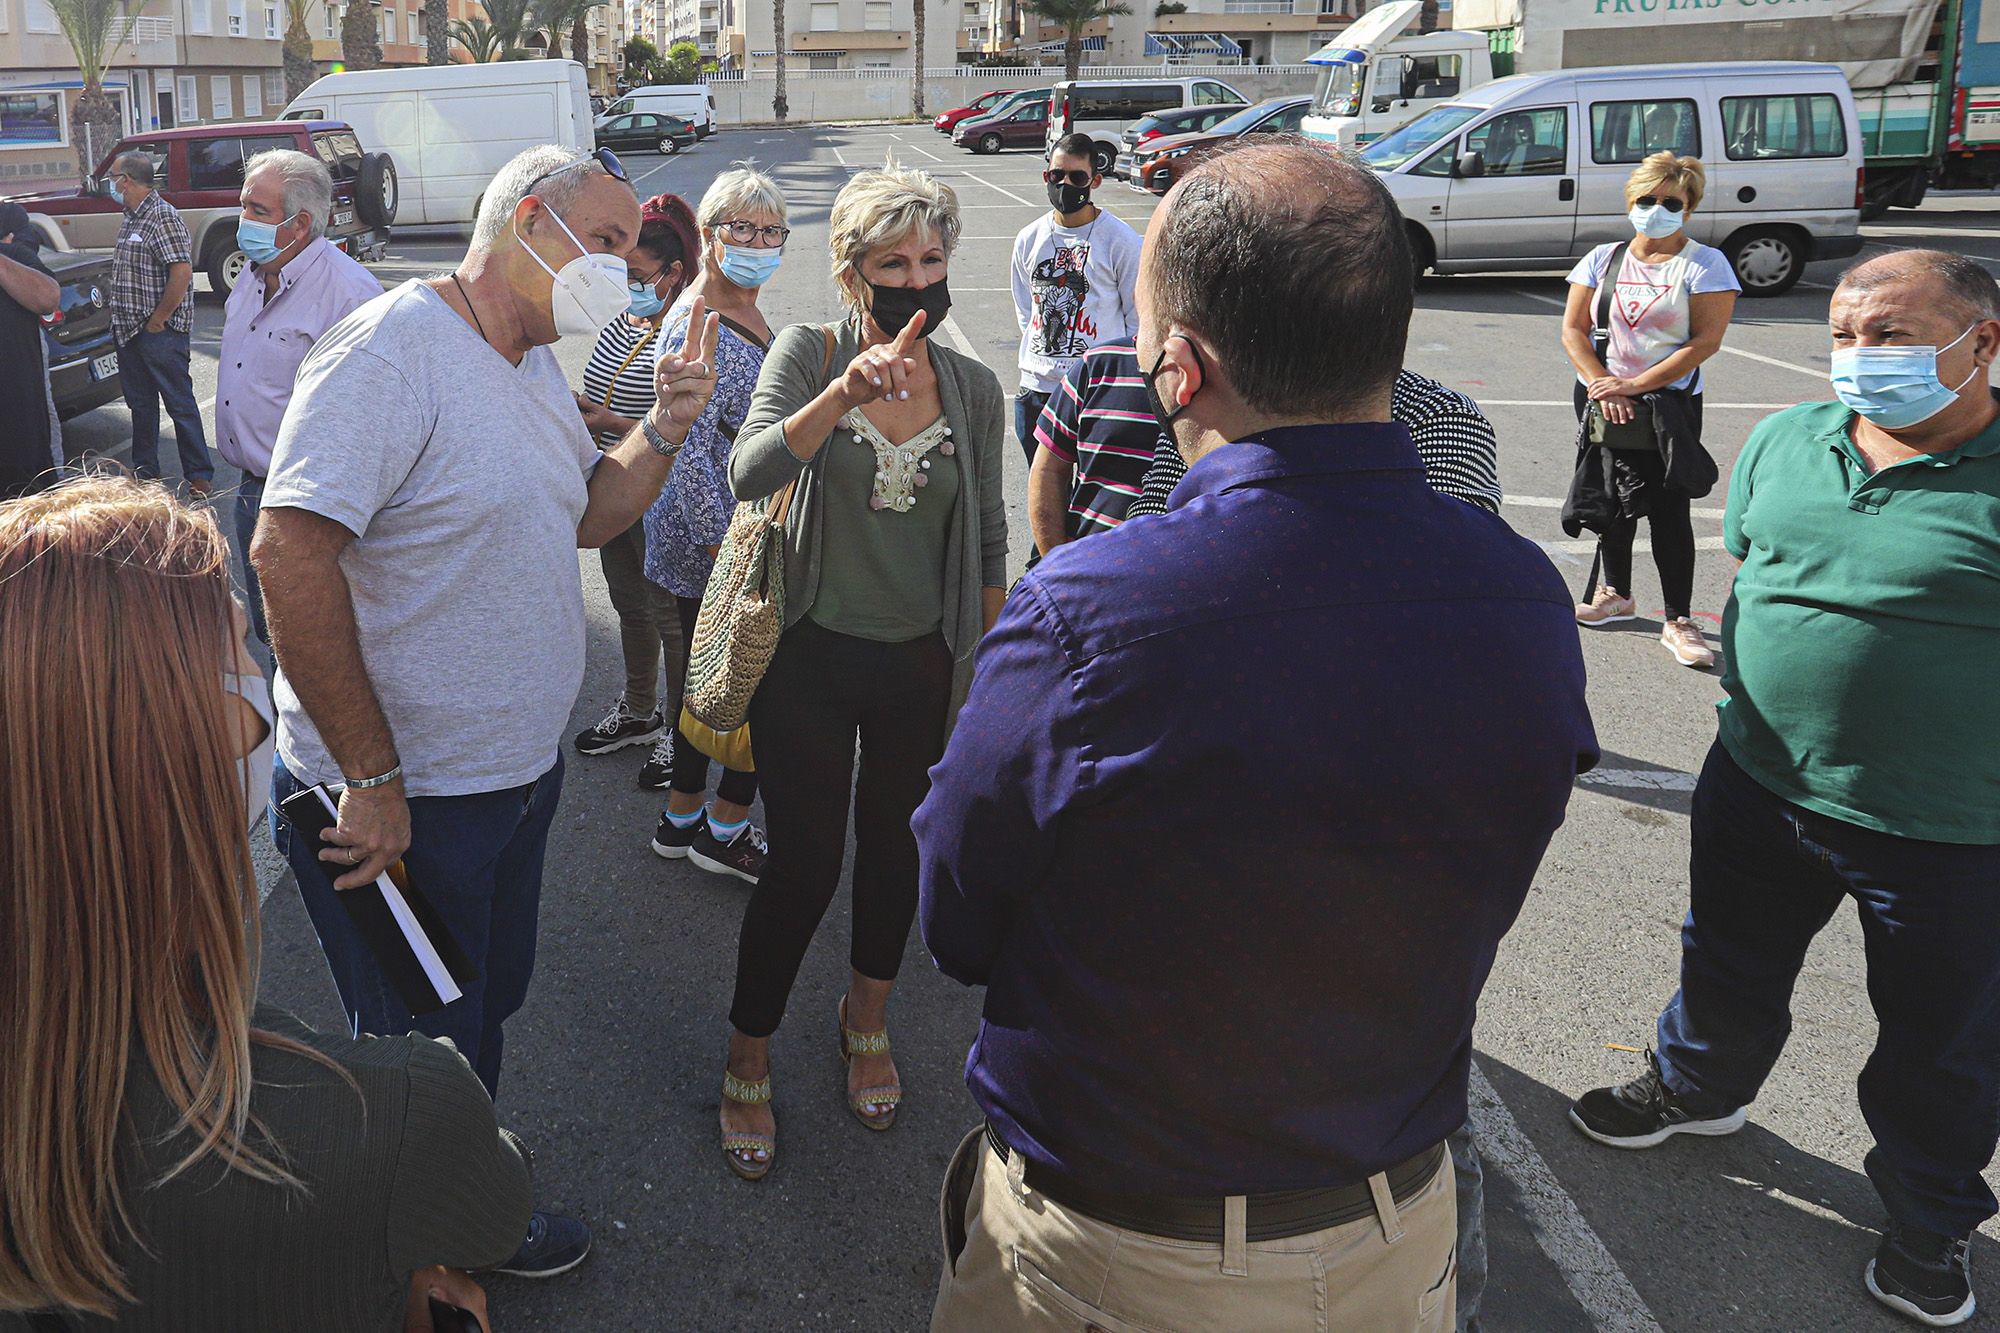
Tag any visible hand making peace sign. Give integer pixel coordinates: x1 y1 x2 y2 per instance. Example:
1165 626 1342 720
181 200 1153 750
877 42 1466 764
651 295 724 441
837 309 928 409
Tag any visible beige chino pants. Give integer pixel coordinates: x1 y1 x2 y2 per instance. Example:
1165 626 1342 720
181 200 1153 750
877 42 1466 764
931 1128 1456 1333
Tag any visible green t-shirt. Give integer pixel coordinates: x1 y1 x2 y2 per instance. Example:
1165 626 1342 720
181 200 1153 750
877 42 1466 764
808 411 961 642
1718 399 2000 844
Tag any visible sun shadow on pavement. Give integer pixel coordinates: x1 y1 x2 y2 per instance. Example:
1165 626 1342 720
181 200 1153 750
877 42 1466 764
1576 747 1698 816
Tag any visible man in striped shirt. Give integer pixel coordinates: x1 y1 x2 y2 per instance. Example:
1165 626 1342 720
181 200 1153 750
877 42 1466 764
1027 342 1160 554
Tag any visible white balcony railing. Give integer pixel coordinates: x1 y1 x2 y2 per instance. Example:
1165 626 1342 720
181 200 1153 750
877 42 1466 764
109 14 177 44
1219 1 1294 10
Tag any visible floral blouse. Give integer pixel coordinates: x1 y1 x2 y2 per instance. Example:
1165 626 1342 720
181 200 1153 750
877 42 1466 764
642 292 769 598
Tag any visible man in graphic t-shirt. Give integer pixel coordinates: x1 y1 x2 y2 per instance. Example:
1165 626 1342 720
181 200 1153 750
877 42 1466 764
1010 131 1142 463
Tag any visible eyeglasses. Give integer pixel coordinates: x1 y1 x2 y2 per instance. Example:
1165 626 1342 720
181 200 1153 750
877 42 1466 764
525 146 629 194
1635 195 1686 213
719 218 791 247
1043 168 1093 187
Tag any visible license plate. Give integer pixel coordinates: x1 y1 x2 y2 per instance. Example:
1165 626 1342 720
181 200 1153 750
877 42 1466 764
90 352 118 381
333 208 354 227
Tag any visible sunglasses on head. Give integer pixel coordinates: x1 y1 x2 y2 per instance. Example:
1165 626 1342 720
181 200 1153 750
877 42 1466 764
1043 168 1093 187
525 146 629 194
1635 195 1685 213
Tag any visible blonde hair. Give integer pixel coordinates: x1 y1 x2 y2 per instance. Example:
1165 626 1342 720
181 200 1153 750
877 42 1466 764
697 162 788 233
1625 151 1706 212
828 162 962 313
0 477 338 1317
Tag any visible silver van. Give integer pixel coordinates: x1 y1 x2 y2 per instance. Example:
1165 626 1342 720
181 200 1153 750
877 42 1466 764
1046 76 1246 174
1358 61 1864 296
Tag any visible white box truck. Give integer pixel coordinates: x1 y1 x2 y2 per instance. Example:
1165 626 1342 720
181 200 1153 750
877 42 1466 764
283 60 594 226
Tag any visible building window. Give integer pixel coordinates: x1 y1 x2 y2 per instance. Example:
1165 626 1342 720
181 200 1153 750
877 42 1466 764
808 50 838 67
243 75 262 116
25 0 58 31
188 0 212 32
809 1 838 30
177 75 200 122
265 2 278 33
0 92 65 147
324 1 338 36
864 0 889 27
210 75 233 119
381 6 395 41
266 71 285 105
228 0 246 34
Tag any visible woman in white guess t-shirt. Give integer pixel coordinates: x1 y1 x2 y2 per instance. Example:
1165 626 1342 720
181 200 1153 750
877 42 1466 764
1560 152 1740 668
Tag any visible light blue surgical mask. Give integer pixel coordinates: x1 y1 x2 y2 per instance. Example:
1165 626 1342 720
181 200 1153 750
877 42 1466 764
626 280 666 318
1830 324 1981 430
236 212 291 265
718 242 783 289
1628 203 1683 240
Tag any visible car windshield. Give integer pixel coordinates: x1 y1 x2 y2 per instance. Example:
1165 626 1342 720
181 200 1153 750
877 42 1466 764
1209 102 1287 136
1314 62 1364 115
1360 103 1483 170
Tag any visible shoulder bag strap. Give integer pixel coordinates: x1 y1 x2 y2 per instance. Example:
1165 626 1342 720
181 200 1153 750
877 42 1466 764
1594 242 1628 349
763 324 837 529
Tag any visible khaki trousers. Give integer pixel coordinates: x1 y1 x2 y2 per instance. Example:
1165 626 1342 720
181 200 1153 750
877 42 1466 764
931 1128 1456 1333
598 517 684 720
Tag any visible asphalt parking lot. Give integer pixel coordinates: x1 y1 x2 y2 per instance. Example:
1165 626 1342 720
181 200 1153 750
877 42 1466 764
55 124 2000 1331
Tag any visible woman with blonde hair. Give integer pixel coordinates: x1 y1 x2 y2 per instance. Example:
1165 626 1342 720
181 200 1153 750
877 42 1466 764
1561 150 1739 668
712 163 1008 1180
0 477 530 1331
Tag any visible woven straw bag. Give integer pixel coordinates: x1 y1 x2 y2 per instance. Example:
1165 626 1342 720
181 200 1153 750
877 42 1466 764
684 326 835 733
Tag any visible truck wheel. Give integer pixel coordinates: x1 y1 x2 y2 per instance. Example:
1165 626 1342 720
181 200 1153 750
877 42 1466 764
1090 141 1117 175
356 152 399 229
205 234 248 298
1724 227 1805 298
977 132 1003 155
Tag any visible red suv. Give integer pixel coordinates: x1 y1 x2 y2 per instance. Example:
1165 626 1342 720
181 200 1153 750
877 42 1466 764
8 121 395 298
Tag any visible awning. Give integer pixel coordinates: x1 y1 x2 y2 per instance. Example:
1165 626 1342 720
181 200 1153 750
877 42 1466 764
1144 32 1244 58
1033 35 1105 52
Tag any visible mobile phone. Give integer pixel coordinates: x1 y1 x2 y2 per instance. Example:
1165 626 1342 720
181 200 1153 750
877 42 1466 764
429 1298 484 1333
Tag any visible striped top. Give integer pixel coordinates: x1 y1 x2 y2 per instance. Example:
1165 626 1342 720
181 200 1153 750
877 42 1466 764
580 315 662 448
1126 369 1505 521
1031 343 1158 539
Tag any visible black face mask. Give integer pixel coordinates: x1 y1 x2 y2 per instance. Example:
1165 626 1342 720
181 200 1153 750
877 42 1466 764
868 277 952 339
1046 179 1091 214
1141 336 1204 438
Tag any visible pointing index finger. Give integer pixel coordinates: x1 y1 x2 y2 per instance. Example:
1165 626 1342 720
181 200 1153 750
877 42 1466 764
892 308 928 355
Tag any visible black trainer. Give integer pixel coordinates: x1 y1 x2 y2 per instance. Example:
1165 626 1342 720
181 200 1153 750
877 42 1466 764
650 811 705 860
573 697 663 756
637 731 676 789
1568 1050 1747 1149
689 822 768 885
1868 1220 1975 1326
491 1210 591 1279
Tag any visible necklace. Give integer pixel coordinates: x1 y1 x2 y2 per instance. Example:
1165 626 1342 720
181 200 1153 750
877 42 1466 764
845 411 954 513
450 273 489 344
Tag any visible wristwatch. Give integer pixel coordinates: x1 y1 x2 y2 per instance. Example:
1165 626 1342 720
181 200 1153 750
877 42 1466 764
642 415 684 458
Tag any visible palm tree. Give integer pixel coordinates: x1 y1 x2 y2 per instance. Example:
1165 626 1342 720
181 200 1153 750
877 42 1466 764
424 0 450 61
475 0 532 52
47 0 144 169
529 0 594 60
342 0 383 68
1023 0 1127 81
912 0 927 117
450 13 504 57
282 0 316 97
569 0 600 74
772 0 788 120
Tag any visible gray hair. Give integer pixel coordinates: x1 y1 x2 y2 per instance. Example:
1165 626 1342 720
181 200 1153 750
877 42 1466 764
1839 248 2000 324
697 163 788 233
112 152 154 186
244 148 333 239
470 144 610 250
827 163 962 313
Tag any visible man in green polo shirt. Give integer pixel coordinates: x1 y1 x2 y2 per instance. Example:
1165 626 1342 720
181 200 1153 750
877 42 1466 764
1569 249 2000 1329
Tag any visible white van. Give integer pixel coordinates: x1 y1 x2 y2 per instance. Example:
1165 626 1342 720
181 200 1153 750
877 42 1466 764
602 85 716 138
1358 62 1864 296
1046 76 1247 173
283 61 593 226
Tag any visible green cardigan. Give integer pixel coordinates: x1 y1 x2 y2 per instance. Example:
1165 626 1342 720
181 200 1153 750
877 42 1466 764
728 317 1010 663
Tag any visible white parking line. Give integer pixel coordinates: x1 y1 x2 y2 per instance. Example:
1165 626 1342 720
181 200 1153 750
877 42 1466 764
1506 286 1827 379
1469 1064 1666 1333
1474 399 1792 410
1507 494 1725 520
1540 535 1728 555
960 172 1036 207
939 315 986 364
831 144 849 167
899 140 944 162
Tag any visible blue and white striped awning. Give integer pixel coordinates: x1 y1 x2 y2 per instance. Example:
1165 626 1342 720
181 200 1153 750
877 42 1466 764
1144 32 1244 58
1033 35 1105 52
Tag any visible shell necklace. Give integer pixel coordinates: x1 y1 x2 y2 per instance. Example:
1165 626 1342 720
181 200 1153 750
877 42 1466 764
844 410 955 513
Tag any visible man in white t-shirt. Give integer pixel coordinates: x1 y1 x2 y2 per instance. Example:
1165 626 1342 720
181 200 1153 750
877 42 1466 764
1010 131 1142 463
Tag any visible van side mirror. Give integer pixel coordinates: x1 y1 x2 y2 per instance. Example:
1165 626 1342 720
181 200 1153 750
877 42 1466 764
1453 150 1485 178
1371 101 1391 114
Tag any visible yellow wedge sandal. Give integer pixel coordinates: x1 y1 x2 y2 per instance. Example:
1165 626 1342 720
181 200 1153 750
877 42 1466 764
837 996 902 1132
720 1070 775 1182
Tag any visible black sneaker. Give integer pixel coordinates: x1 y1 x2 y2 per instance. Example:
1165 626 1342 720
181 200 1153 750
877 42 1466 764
491 1210 591 1279
573 698 663 756
1868 1220 1975 1326
637 732 676 790
650 811 706 860
689 822 768 884
1568 1050 1746 1149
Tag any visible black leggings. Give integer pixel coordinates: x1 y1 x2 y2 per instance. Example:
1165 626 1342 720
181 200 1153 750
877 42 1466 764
728 618 953 1038
1574 383 1700 620
671 595 757 807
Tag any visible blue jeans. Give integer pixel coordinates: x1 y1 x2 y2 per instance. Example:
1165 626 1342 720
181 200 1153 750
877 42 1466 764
234 472 267 646
1015 388 1049 466
1657 740 2000 1237
117 328 212 484
1450 1118 1486 1332
271 753 566 1099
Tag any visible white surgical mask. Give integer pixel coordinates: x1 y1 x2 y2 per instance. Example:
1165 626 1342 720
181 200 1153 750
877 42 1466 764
517 203 630 338
1628 203 1684 240
225 670 275 833
1829 324 1981 430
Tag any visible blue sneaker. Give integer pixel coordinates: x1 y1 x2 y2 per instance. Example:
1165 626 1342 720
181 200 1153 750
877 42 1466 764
492 1210 591 1279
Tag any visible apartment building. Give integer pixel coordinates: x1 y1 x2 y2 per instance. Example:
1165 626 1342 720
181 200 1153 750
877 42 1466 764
723 0 956 71
667 0 719 60
1127 0 1368 65
308 0 484 72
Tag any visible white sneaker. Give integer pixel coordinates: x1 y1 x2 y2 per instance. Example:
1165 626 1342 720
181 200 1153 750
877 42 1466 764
1575 585 1637 626
1661 617 1716 669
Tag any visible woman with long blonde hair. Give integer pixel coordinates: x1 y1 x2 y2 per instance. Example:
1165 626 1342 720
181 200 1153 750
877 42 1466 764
0 477 531 1331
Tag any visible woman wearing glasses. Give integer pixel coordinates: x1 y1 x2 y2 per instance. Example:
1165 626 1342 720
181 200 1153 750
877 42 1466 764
641 165 790 882
573 191 703 776
712 164 1008 1180
1560 151 1739 668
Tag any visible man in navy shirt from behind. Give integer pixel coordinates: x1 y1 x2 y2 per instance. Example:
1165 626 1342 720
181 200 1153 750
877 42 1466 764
917 140 1599 1331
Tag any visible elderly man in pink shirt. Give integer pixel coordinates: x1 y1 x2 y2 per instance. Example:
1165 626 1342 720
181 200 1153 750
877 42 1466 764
218 148 381 646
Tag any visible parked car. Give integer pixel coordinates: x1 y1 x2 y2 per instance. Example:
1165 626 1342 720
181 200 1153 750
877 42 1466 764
601 85 717 138
1116 102 1248 177
1046 76 1247 174
1132 96 1312 195
953 91 1052 155
8 121 394 299
596 111 698 155
934 88 1020 134
39 249 120 423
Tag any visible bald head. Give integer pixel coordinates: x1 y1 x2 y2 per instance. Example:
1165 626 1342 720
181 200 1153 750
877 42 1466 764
1144 139 1411 421
1838 249 2000 327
